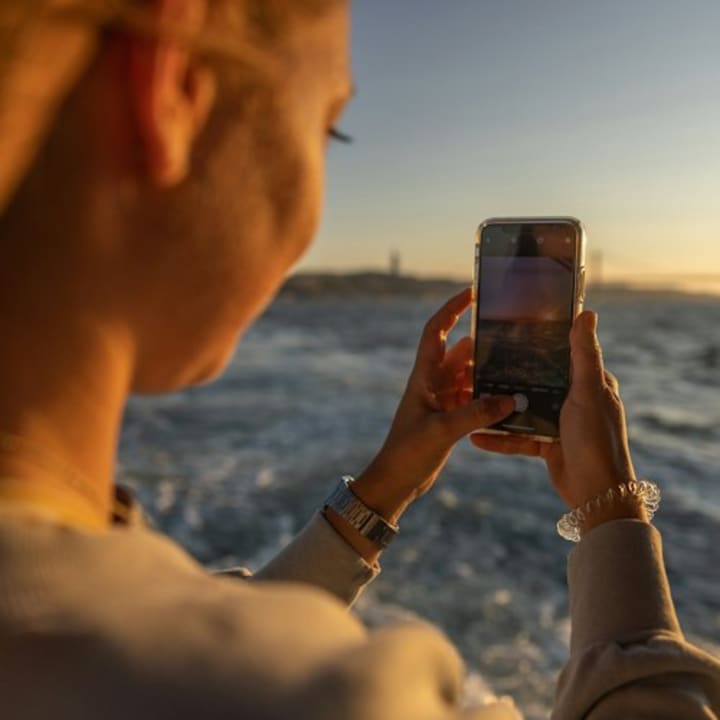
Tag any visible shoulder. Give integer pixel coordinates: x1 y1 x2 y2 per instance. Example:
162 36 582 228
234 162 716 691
1 522 486 720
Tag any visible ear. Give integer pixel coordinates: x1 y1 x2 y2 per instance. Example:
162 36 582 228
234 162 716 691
127 0 216 187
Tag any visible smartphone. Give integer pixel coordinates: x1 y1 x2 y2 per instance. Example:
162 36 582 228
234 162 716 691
471 217 586 440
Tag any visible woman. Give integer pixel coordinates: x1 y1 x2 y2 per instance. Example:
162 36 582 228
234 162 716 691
0 1 718 718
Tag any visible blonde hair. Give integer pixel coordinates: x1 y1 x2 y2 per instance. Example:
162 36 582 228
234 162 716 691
0 0 280 214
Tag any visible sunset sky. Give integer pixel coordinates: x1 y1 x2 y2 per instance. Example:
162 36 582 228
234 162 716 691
299 0 720 291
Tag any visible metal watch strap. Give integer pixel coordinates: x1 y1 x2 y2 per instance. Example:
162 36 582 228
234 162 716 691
323 475 399 549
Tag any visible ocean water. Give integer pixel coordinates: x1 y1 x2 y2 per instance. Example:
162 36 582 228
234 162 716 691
118 292 720 719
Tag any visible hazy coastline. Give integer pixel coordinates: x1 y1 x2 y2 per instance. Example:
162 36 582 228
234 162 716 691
280 271 720 302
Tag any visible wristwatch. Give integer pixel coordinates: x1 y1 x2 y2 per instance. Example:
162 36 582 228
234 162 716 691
323 476 399 549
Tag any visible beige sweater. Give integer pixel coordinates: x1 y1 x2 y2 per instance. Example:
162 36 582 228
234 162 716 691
0 503 718 719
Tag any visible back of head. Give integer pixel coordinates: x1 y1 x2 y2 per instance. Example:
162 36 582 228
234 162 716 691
0 0 342 213
0 0 99 213
0 0 351 395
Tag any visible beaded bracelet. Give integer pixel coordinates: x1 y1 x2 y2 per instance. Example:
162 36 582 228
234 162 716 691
556 479 661 543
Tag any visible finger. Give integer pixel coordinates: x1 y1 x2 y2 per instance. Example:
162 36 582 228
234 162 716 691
463 363 473 388
443 336 473 376
570 310 605 394
469 432 549 458
439 395 515 442
435 336 473 391
438 384 473 412
415 288 472 373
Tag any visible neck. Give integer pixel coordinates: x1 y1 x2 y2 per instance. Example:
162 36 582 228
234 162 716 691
0 271 134 528
0 64 140 529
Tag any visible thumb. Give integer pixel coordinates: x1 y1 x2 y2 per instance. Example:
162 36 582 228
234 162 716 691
570 311 605 394
441 395 515 441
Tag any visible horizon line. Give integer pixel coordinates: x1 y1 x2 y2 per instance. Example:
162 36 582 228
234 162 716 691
289 268 720 298
293 267 720 282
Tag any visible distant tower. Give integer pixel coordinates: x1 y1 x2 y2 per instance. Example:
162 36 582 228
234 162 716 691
589 250 604 287
389 250 401 277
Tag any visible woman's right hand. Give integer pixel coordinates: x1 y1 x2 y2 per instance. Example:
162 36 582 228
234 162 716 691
470 311 647 528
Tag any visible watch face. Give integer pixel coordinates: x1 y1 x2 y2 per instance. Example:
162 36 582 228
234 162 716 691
324 479 398 548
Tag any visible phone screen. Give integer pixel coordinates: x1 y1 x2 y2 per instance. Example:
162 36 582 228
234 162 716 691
473 222 581 438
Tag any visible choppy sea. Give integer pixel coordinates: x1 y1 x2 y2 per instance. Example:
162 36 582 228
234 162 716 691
118 290 720 720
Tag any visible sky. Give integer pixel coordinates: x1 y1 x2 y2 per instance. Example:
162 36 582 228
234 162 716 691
298 0 720 291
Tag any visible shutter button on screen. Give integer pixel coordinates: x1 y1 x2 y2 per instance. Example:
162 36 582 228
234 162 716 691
513 393 529 413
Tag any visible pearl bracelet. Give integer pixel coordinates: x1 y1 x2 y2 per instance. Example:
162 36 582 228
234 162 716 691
556 479 661 543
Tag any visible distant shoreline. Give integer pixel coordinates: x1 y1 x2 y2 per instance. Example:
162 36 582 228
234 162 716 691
279 272 465 299
279 272 720 302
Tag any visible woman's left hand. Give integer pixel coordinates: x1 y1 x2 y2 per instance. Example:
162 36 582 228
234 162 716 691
351 288 515 524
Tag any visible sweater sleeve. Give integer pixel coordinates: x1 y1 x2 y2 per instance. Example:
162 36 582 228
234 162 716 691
552 520 720 719
248 512 379 607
